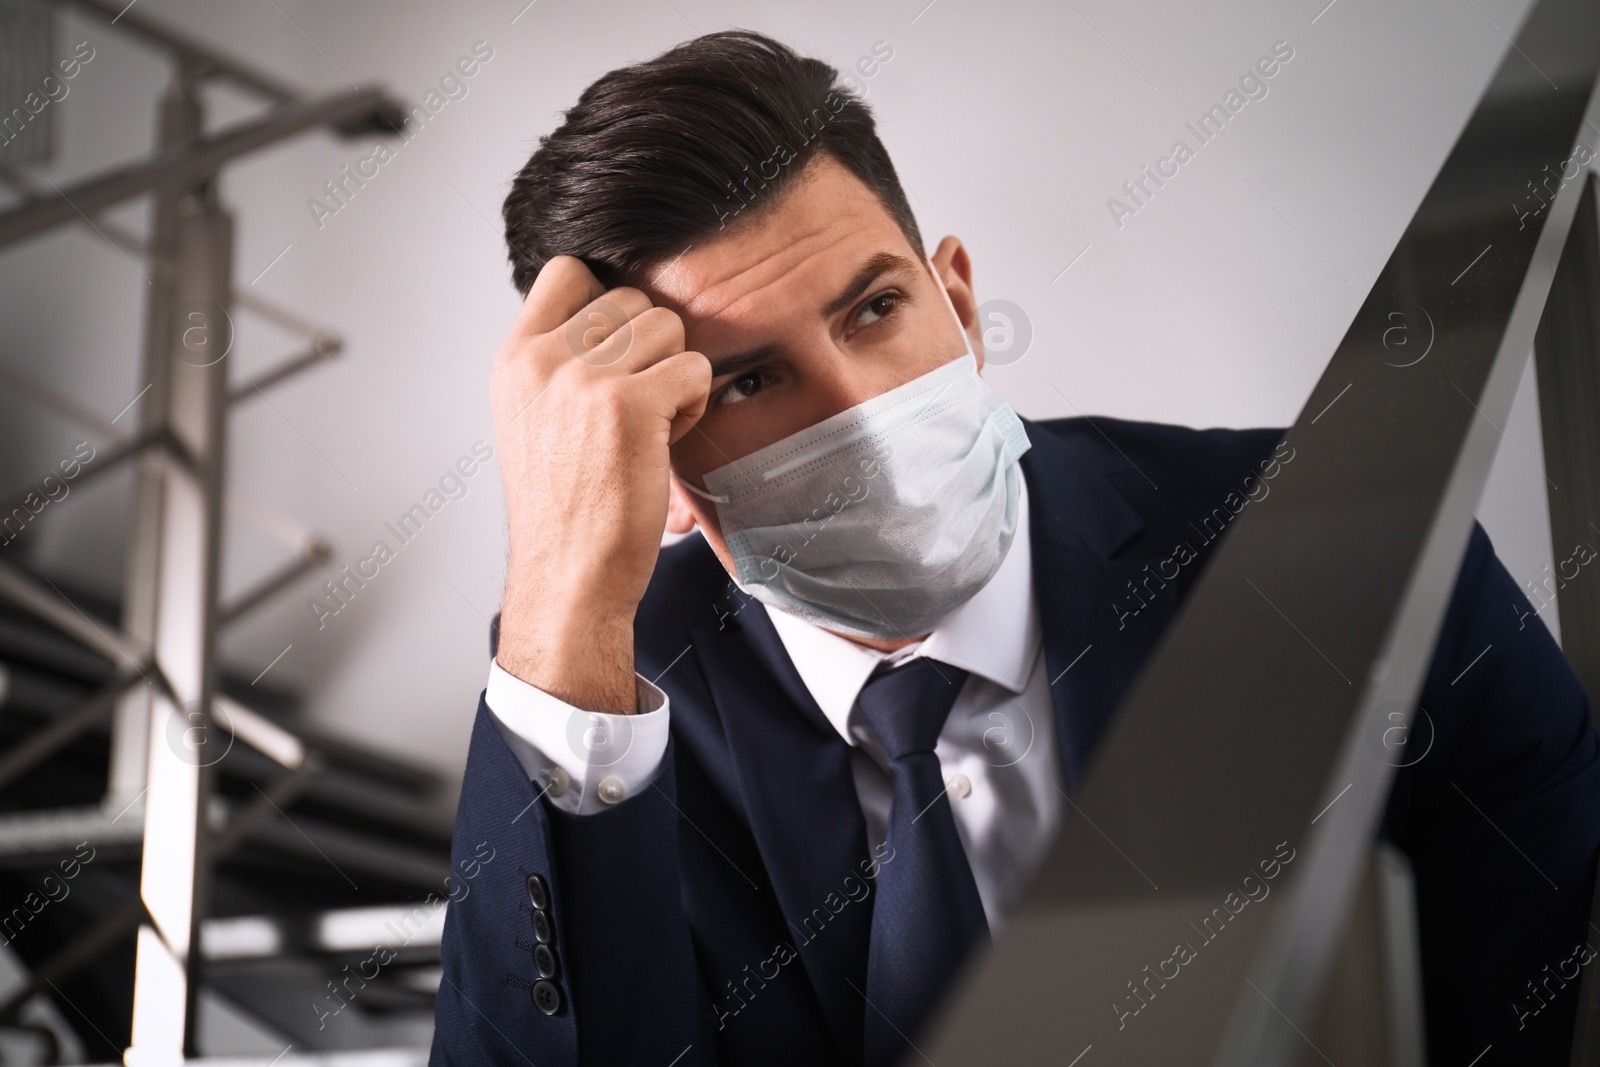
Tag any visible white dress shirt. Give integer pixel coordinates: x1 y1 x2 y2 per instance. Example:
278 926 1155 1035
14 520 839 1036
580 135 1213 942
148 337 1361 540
485 480 1062 931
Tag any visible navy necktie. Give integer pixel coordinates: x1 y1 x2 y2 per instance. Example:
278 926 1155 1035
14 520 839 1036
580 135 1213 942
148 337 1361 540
856 656 988 1066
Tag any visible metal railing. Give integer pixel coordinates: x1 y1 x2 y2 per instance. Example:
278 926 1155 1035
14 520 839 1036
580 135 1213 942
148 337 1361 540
929 0 1600 1062
0 0 407 1058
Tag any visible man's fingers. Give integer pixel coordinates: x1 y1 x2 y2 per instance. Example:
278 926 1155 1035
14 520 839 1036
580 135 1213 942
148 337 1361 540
514 255 606 338
580 305 687 373
562 289 658 366
639 350 713 446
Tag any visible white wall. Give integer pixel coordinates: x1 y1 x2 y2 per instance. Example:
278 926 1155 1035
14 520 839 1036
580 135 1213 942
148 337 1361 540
0 0 1569 808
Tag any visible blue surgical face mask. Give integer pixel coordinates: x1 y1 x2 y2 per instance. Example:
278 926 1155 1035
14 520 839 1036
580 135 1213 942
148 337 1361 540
676 266 1031 639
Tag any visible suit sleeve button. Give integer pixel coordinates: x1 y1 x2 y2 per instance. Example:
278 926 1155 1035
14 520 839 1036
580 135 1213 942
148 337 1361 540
530 908 554 944
534 943 559 978
525 873 550 910
531 979 563 1015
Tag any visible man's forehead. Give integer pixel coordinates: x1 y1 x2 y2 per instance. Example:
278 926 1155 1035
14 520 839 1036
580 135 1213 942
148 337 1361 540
649 225 849 316
643 158 920 326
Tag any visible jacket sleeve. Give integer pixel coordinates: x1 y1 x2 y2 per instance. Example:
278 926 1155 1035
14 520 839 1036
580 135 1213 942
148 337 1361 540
431 695 712 1065
1388 521 1600 1065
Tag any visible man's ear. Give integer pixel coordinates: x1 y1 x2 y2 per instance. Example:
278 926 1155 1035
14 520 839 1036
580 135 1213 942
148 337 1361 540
666 473 698 535
929 236 982 371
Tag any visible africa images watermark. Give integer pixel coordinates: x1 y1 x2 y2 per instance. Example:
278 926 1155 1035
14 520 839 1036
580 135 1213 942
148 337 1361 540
0 441 97 547
712 39 893 231
306 40 496 230
1512 136 1596 232
709 439 897 632
712 841 895 1030
1106 39 1297 231
1112 839 1297 1030
1110 439 1297 629
0 842 96 945
313 838 496 1030
1513 935 1597 1033
308 440 495 629
1514 534 1599 632
0 39 96 150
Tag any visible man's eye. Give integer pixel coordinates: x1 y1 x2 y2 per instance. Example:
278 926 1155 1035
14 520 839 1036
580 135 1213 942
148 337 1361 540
854 292 901 329
716 370 768 407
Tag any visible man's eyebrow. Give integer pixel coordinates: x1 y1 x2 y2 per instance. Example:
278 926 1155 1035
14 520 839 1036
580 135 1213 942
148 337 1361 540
819 251 921 318
708 343 780 379
707 251 922 378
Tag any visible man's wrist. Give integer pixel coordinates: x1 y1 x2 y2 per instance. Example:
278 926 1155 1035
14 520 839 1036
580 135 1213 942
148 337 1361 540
497 596 638 714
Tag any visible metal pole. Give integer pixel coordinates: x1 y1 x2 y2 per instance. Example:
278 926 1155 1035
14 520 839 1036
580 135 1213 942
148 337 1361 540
124 165 232 1063
108 76 199 811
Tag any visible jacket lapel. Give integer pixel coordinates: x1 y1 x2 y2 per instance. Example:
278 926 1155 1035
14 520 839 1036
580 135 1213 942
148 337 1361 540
1017 418 1171 793
690 594 873 1065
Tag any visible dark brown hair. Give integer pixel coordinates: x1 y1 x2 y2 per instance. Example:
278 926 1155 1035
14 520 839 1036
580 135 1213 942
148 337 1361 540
502 30 923 294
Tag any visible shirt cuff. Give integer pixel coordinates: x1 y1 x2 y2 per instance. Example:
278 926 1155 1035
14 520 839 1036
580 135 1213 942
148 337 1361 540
484 659 671 815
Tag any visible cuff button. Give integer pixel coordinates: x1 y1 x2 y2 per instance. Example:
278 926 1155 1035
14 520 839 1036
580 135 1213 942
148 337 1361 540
534 942 559 978
525 872 550 910
530 908 554 944
531 979 562 1015
596 775 627 805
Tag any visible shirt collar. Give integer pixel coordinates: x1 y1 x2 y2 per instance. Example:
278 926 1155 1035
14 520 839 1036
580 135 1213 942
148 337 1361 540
765 477 1040 746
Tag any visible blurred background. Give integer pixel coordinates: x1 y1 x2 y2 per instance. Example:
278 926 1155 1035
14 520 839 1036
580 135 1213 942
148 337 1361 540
0 0 1580 1058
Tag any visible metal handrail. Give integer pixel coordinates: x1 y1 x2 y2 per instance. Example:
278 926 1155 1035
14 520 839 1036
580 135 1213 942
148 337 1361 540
0 86 394 249
928 0 1600 1061
0 4 408 1056
54 0 304 103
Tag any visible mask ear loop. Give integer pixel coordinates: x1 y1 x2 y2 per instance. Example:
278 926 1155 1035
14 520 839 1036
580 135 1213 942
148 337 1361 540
671 469 731 504
927 252 978 365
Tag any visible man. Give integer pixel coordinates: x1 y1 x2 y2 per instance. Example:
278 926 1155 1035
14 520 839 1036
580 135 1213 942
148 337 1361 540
431 29 1600 1066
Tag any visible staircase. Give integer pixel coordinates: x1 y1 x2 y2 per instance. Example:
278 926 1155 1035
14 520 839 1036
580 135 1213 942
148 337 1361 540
0 579 455 1059
0 0 448 1059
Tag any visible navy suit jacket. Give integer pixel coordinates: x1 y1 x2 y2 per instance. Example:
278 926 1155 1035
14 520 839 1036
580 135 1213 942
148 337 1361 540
431 416 1600 1066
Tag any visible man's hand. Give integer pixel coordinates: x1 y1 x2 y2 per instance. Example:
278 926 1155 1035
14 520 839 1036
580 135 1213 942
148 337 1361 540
491 256 711 714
